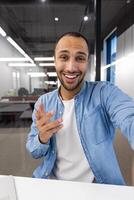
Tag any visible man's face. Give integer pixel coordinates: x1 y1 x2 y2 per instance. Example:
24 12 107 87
55 35 89 91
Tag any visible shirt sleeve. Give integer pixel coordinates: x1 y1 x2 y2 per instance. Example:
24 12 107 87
101 82 134 150
26 96 50 159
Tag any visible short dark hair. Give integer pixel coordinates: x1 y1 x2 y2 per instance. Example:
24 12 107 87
54 31 90 54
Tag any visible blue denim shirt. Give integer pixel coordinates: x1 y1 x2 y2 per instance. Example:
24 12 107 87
26 81 134 185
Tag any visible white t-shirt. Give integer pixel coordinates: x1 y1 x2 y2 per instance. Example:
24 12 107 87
53 98 94 183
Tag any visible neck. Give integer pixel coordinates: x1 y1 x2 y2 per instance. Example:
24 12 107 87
60 82 83 100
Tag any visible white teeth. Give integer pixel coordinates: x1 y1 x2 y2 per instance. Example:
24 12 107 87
65 75 77 79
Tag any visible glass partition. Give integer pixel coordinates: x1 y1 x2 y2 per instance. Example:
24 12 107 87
0 0 95 177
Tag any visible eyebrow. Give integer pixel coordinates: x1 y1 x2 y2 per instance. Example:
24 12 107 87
57 50 88 56
77 51 88 56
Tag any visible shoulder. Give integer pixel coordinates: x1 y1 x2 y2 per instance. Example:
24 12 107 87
39 89 58 101
34 89 58 110
84 80 114 93
83 81 123 102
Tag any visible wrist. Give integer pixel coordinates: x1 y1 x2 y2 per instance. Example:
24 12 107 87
38 134 48 144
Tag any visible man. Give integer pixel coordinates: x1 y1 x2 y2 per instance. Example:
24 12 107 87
26 32 134 185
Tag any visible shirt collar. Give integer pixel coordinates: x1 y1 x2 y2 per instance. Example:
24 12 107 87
55 80 86 101
75 81 86 99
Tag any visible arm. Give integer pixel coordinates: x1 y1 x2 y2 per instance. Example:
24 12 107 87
26 97 63 159
26 121 50 159
101 83 134 149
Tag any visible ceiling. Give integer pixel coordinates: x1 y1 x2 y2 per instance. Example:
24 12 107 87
0 0 133 72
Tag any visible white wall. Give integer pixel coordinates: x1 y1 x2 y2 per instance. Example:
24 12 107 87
84 54 95 81
0 35 29 98
116 24 134 98
19 68 30 93
0 35 15 97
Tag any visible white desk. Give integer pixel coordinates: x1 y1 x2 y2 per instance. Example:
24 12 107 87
14 176 134 200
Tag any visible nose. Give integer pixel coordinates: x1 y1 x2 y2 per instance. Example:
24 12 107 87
65 58 78 72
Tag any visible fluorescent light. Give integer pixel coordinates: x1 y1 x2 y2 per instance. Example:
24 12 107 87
84 16 88 21
39 63 55 67
27 72 47 77
6 36 34 63
23 53 34 64
0 57 30 62
0 27 6 37
34 57 54 61
47 72 57 77
8 63 36 67
45 81 57 85
7 36 25 55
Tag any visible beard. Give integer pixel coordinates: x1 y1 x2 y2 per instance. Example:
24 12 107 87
56 71 86 91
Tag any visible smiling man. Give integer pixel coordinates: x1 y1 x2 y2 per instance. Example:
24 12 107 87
26 32 134 185
54 34 88 99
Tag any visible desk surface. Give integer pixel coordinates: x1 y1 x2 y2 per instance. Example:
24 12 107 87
0 104 30 113
14 177 134 200
0 100 35 104
19 109 32 119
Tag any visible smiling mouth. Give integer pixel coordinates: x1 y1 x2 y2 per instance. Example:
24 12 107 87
63 74 79 79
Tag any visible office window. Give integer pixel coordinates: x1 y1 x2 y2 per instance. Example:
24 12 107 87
106 33 117 83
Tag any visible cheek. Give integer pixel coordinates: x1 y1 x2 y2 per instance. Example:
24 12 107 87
55 62 66 72
79 64 88 73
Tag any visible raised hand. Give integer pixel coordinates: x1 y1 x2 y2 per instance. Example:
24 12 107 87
36 104 63 144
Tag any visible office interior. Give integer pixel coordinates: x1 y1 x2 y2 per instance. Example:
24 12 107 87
0 0 134 185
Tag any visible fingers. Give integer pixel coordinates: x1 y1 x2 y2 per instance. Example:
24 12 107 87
35 104 46 120
47 124 63 135
39 123 63 143
35 103 55 124
36 110 54 126
44 111 55 124
35 103 63 143
38 104 46 116
45 118 62 130
37 117 62 134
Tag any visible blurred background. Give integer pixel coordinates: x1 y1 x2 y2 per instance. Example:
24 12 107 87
0 0 134 185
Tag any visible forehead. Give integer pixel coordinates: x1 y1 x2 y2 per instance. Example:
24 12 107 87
55 36 89 54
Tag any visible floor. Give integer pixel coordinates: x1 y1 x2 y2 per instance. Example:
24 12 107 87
0 126 42 177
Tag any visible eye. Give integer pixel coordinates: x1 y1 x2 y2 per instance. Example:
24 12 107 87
76 55 87 62
59 54 69 61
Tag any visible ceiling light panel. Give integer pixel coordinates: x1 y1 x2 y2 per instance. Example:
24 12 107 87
27 72 47 77
47 72 57 77
34 57 54 61
6 36 34 63
39 63 55 67
8 63 36 67
45 81 57 85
